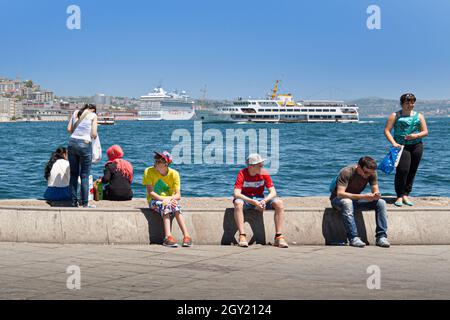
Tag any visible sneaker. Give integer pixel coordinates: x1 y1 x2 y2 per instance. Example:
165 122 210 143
274 235 289 248
182 236 193 247
163 235 178 248
376 237 391 248
349 237 366 248
83 204 96 208
238 234 248 247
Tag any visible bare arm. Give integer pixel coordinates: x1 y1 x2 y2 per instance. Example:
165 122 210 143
384 112 401 147
91 116 98 139
146 185 166 202
171 189 181 201
264 186 277 202
418 114 429 137
67 114 73 134
233 188 258 205
336 185 372 201
371 184 380 195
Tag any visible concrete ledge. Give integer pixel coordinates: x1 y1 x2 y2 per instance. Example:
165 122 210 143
1 197 450 245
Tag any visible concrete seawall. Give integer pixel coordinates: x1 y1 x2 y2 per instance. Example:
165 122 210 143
1 197 450 245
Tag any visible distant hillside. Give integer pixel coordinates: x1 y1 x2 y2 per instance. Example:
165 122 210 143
349 97 450 117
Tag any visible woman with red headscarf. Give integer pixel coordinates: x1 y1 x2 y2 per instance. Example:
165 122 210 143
100 145 133 201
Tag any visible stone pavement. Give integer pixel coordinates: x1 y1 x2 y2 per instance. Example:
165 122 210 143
0 242 449 300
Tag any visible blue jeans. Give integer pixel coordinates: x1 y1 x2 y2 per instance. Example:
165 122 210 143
68 138 92 206
44 186 71 201
331 197 388 241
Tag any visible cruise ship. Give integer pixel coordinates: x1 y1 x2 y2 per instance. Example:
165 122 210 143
137 87 195 121
195 81 359 123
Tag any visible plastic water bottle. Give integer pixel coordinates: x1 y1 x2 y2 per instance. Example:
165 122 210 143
97 181 103 201
88 175 94 201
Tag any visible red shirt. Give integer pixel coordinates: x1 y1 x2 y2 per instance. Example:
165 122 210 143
234 168 274 197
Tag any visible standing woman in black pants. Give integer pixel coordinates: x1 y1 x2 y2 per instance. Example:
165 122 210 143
384 93 429 206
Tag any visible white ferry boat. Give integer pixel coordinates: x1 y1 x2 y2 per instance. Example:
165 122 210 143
98 115 115 125
195 82 359 123
138 87 195 121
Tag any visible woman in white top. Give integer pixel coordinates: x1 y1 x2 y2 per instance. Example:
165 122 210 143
43 147 71 201
67 104 98 207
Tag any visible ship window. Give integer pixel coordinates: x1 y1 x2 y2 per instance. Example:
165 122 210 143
331 109 336 112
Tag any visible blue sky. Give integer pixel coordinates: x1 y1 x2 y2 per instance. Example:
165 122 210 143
1 0 450 100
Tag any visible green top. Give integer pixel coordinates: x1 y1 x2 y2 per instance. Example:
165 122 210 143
393 110 422 145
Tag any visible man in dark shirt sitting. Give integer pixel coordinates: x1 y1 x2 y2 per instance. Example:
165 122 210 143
330 156 389 248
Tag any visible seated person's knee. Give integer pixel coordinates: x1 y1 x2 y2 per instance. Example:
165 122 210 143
272 198 284 210
376 198 386 207
234 200 244 209
341 198 353 206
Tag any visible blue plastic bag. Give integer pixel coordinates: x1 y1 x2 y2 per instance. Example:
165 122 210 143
378 146 404 174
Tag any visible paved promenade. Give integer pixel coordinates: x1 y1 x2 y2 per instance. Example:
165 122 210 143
1 242 449 300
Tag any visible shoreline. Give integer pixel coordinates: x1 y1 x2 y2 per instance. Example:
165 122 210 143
1 116 449 123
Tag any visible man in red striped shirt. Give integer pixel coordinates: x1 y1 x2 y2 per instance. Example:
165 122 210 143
233 153 288 248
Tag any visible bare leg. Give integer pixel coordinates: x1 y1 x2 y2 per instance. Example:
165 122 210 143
163 214 172 237
234 201 245 235
272 199 284 234
174 212 190 237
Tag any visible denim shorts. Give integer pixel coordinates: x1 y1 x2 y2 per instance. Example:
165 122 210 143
233 196 280 210
150 199 182 218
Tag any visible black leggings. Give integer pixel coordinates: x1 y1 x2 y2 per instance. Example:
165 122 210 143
395 142 423 197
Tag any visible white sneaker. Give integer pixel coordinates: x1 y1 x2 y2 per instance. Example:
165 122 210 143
350 237 366 248
376 237 391 248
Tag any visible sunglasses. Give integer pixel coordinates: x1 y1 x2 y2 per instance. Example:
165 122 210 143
404 94 416 102
155 157 169 165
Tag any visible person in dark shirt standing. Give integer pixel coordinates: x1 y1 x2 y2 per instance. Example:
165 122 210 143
100 145 133 201
330 156 389 248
